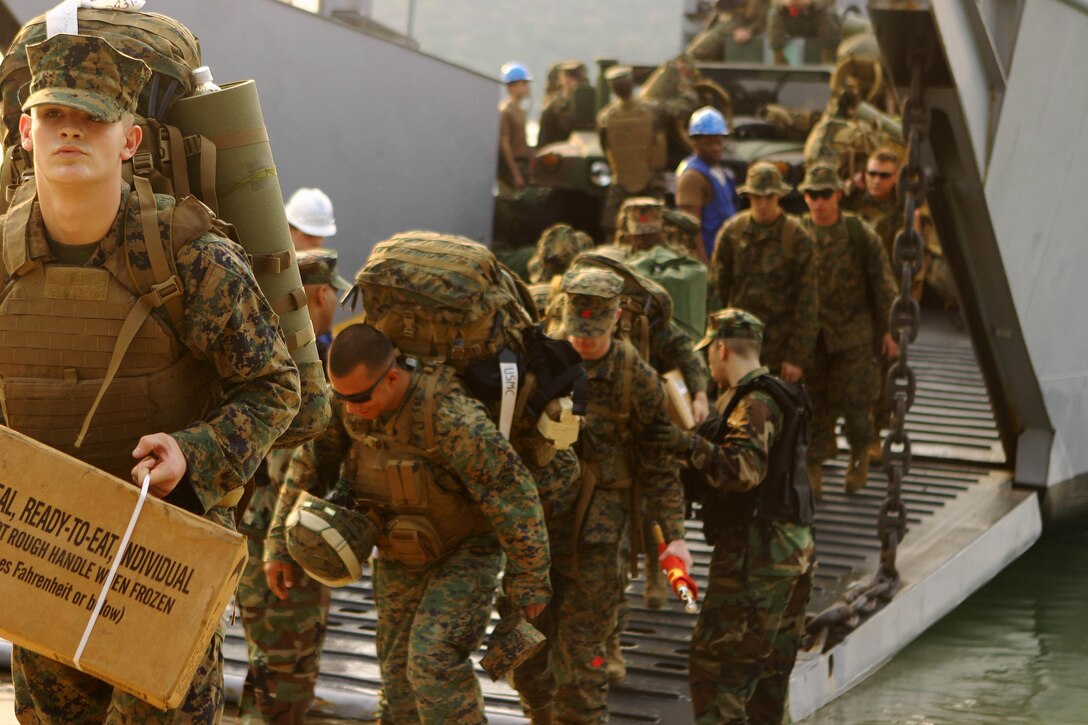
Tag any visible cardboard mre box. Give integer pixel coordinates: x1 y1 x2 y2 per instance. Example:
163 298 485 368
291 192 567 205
663 369 696 431
0 426 247 710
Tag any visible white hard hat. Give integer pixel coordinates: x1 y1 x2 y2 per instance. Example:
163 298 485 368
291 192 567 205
285 187 337 238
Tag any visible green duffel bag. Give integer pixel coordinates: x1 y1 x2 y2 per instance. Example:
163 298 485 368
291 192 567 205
627 246 708 342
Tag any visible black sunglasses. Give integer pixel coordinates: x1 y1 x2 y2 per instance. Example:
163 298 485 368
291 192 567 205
866 170 895 179
331 358 395 404
804 189 836 200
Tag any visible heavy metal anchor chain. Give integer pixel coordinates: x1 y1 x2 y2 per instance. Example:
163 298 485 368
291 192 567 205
806 50 931 651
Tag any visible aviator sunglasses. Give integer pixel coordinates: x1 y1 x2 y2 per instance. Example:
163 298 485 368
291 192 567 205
331 358 395 404
866 169 895 179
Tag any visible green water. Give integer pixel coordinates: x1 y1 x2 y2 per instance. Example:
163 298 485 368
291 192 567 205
810 530 1088 724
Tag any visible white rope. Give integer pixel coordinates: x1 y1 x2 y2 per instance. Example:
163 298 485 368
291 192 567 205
73 472 151 670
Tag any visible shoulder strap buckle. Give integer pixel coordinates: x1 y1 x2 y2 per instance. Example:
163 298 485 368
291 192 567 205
148 274 184 306
131 151 155 177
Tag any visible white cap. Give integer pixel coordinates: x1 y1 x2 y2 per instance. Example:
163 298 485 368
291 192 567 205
285 187 337 238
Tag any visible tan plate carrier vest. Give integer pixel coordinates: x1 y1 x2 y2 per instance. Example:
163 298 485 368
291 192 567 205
346 366 492 568
605 102 657 193
0 177 219 482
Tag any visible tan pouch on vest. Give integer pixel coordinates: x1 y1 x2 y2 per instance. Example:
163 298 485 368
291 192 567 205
384 515 445 568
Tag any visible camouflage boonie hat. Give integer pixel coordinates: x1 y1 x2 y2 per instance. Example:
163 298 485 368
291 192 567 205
560 268 623 338
23 34 151 123
738 161 793 197
604 65 633 83
694 308 764 351
798 163 845 193
620 197 664 234
527 224 593 284
297 248 352 291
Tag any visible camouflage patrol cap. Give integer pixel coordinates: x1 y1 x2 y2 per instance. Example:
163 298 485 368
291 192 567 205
798 163 845 193
527 224 593 284
560 267 623 338
297 248 352 291
694 308 764 351
23 34 151 123
738 161 793 197
604 65 633 83
620 197 664 234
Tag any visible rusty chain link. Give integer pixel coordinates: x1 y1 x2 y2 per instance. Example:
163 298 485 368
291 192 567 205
806 48 931 651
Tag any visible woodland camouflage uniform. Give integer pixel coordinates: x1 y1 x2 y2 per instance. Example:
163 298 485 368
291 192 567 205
5 34 300 724
684 310 815 724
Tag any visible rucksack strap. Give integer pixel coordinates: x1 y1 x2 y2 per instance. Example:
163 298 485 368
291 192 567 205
131 175 186 333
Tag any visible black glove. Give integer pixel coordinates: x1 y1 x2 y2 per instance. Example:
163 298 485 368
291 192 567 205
644 421 694 455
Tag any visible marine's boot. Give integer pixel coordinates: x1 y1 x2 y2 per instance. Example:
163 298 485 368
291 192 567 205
773 49 789 66
643 555 668 610
808 461 824 498
868 440 884 464
607 630 627 683
844 448 870 493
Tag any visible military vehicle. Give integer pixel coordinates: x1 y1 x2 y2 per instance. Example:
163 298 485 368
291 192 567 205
495 58 836 248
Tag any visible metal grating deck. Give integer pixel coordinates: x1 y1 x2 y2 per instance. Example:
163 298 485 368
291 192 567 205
222 311 1010 723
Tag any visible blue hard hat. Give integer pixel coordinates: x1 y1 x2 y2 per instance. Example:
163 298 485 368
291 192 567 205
501 62 532 84
688 106 728 136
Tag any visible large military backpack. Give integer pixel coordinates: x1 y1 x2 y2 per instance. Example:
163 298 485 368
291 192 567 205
347 231 588 468
626 245 708 342
0 7 327 448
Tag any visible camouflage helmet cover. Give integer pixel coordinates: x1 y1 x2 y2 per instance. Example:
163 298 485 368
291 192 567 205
737 161 793 197
297 248 352 291
527 223 593 284
560 267 623 338
694 307 764 351
23 34 151 123
285 492 379 587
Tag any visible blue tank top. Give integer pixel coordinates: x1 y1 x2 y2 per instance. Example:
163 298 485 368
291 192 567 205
681 154 737 259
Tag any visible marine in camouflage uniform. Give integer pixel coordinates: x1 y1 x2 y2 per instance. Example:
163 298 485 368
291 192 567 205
767 0 842 65
648 309 815 724
2 34 300 723
527 223 594 311
513 268 689 725
799 164 898 493
538 61 588 148
711 161 819 377
597 66 665 242
265 324 551 725
685 1 771 61
238 249 351 723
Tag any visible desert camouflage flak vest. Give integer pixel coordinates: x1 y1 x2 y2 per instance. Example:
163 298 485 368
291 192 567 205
344 365 491 568
0 179 219 481
603 102 657 193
